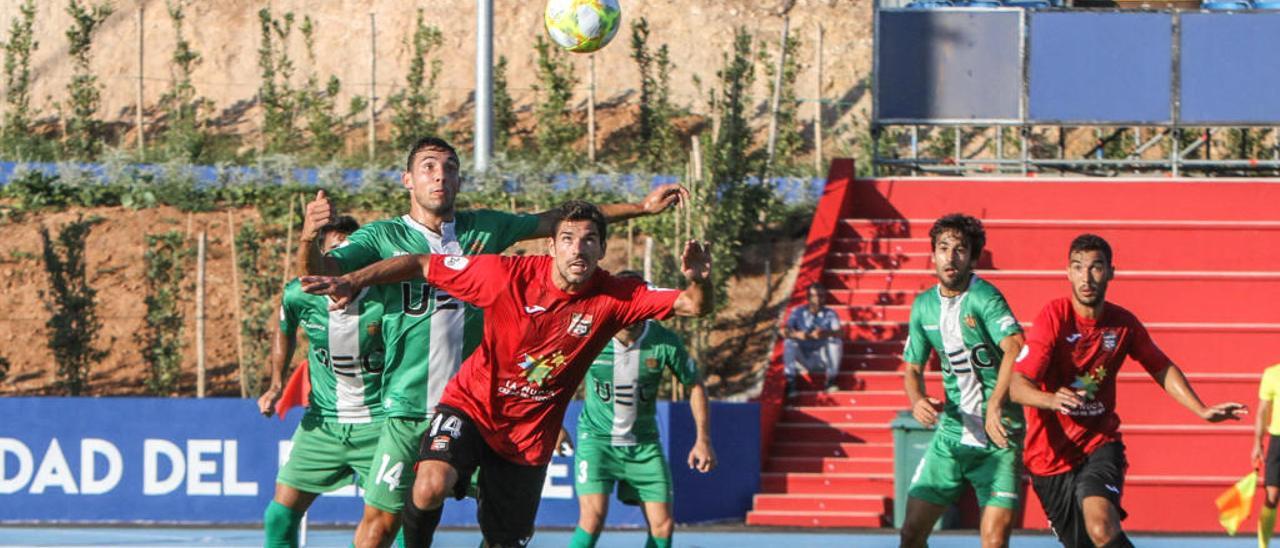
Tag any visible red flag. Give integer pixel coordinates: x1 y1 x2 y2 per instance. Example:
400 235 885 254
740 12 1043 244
274 362 311 420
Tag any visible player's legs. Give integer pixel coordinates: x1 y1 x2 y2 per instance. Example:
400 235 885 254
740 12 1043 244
264 484 318 548
1262 436 1280 547
782 339 802 389
270 417 367 547
358 418 428 548
476 444 549 547
1074 442 1130 548
403 407 484 547
640 502 674 548
1030 471 1089 548
965 445 1021 548
571 494 609 547
572 438 617 547
901 437 964 547
899 497 949 548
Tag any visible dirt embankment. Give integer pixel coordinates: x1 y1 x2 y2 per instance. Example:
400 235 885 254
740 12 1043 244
0 206 804 398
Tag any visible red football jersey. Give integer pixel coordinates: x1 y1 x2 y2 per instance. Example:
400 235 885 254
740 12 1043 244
1015 297 1172 476
428 254 681 466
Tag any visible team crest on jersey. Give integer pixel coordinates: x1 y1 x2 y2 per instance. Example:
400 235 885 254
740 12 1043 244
443 255 470 271
519 352 567 386
645 357 659 370
567 313 594 337
964 315 977 329
1102 331 1118 350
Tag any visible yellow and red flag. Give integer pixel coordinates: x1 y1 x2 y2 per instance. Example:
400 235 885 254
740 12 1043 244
1215 470 1258 535
274 362 311 420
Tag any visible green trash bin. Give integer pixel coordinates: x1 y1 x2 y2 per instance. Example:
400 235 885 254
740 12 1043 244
890 410 957 530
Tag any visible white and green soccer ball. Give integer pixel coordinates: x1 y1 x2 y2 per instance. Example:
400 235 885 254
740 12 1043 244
544 0 622 54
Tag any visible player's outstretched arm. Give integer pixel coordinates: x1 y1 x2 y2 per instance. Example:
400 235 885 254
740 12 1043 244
527 184 689 238
672 240 713 317
1010 372 1083 414
687 383 717 473
1152 364 1248 422
985 333 1025 448
301 254 431 310
298 190 342 276
904 361 942 427
259 321 297 417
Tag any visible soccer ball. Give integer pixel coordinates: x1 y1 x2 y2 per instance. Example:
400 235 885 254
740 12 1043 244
544 0 622 54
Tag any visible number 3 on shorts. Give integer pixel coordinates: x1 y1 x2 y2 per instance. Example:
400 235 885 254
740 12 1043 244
375 453 404 489
577 460 589 483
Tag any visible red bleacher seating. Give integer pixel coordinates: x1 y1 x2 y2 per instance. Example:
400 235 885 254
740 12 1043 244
746 159 1280 532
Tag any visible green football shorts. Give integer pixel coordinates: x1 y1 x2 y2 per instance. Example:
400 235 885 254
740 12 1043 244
573 438 672 504
277 414 381 494
361 416 429 513
907 433 1022 510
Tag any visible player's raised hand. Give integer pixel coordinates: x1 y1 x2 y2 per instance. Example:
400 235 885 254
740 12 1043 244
1201 402 1247 423
912 396 943 427
688 439 718 473
985 408 1009 448
640 183 689 215
680 240 711 282
1050 387 1084 413
300 275 356 310
258 384 281 417
301 190 335 243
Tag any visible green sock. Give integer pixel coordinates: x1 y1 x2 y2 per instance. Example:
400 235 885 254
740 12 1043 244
394 528 407 548
263 501 304 548
1261 505 1276 548
569 526 601 548
645 534 672 548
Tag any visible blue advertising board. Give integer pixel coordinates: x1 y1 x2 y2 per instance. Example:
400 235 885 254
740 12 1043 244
0 398 758 528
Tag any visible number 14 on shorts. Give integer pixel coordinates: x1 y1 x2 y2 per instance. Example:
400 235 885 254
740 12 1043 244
375 453 404 489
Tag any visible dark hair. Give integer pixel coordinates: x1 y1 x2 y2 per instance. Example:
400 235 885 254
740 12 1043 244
929 213 986 260
806 283 827 296
319 215 360 238
615 270 645 281
1069 233 1113 266
405 136 458 172
554 200 608 242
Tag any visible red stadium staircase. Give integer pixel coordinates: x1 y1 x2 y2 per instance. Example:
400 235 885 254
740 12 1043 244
746 159 1280 532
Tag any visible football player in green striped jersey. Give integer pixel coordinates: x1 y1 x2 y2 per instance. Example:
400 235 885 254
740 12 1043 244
259 216 389 548
562 272 716 548
298 137 689 547
899 214 1025 548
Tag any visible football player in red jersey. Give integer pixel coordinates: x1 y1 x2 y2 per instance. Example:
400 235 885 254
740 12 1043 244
302 200 711 547
1010 234 1246 548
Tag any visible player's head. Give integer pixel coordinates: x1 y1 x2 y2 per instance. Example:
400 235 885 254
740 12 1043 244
402 136 461 217
548 200 607 289
806 283 827 310
1067 233 1114 307
318 215 359 253
929 214 985 292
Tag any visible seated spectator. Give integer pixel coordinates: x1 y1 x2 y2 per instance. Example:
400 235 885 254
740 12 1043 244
783 283 844 396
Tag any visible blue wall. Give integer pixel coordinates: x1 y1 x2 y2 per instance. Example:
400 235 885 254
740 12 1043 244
0 398 758 527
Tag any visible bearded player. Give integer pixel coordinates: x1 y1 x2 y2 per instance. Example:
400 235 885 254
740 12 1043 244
1010 234 1246 548
301 200 712 547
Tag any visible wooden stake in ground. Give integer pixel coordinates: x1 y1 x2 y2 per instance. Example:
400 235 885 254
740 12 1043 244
765 15 791 172
281 195 297 285
135 5 145 157
587 54 597 164
196 231 206 398
368 12 377 162
814 23 824 173
228 210 247 398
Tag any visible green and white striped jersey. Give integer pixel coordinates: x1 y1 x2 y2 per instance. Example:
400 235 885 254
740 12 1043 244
279 279 385 423
326 210 538 419
578 321 700 446
903 274 1024 448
